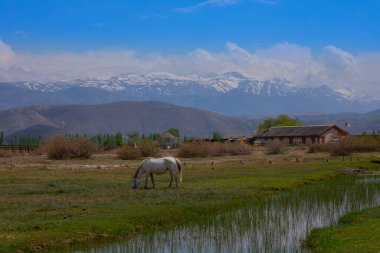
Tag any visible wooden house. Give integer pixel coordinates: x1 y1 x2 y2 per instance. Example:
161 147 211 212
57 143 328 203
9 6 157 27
252 125 349 145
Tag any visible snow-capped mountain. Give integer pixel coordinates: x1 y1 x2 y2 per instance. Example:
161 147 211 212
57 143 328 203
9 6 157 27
0 72 378 116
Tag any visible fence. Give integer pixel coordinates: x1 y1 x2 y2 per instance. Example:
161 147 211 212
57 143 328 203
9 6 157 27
0 145 39 152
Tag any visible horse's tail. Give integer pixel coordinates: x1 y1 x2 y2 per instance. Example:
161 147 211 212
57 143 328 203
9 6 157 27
175 158 182 183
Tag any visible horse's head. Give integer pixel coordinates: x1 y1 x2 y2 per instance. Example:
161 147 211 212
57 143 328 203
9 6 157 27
132 175 140 189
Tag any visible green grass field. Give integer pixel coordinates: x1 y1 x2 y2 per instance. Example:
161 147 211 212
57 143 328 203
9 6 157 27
0 151 379 252
305 206 380 253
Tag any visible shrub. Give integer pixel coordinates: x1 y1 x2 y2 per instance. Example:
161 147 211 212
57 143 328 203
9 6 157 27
222 143 252 156
45 136 96 160
307 136 380 156
0 149 12 158
117 145 142 160
266 140 286 155
138 140 160 157
45 136 74 160
329 139 353 156
308 144 330 153
71 137 96 159
177 142 251 158
177 142 209 158
347 136 380 152
329 136 380 156
207 142 224 157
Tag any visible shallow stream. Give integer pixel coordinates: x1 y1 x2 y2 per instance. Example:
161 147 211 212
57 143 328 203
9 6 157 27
78 176 380 253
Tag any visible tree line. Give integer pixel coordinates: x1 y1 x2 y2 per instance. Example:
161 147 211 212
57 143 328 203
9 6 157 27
0 128 182 147
0 115 303 147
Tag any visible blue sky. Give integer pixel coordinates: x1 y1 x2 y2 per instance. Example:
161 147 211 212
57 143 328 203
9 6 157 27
0 0 379 96
1 0 379 54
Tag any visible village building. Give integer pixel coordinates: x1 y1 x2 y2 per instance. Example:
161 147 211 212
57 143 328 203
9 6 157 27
252 125 349 145
159 132 179 149
189 136 252 145
223 136 252 145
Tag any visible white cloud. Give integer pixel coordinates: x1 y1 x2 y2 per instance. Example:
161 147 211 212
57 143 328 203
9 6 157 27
0 39 15 68
0 39 379 98
256 42 312 62
174 0 239 13
317 45 361 87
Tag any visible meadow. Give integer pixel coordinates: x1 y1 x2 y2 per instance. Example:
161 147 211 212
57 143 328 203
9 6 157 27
0 149 379 252
305 205 380 253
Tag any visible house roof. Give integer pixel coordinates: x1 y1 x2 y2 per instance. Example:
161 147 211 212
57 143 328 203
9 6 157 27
254 125 348 138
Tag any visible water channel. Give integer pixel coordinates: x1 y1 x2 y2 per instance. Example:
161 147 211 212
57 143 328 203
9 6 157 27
78 176 380 253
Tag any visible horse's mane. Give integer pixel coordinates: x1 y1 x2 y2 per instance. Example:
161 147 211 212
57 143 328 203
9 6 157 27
134 158 150 177
134 164 143 177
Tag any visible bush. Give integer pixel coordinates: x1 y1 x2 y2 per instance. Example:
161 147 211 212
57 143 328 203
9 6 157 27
347 136 380 152
117 145 142 160
0 149 12 158
223 143 252 156
329 141 352 156
71 137 96 159
308 144 330 153
45 136 74 160
138 140 160 157
266 140 286 155
177 142 209 158
329 136 380 156
177 142 251 158
308 136 380 156
45 136 96 160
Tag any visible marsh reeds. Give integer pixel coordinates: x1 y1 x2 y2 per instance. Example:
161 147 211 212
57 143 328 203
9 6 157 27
88 176 380 253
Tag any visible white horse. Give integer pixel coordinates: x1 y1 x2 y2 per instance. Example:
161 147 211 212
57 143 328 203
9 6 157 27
132 157 182 189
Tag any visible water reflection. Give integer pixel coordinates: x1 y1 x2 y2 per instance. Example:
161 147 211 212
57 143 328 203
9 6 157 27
78 176 380 253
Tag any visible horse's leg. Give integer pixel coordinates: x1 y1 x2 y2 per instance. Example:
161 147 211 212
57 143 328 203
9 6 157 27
168 171 174 188
175 170 179 187
150 173 155 188
144 173 149 189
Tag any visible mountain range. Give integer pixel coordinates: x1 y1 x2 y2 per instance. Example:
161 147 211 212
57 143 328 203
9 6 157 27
0 101 379 140
0 72 378 116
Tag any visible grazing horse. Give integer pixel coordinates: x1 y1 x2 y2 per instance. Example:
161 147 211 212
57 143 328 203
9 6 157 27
132 157 182 189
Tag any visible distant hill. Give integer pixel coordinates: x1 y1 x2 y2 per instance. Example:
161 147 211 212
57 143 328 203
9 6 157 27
0 101 378 140
6 125 66 140
0 101 261 139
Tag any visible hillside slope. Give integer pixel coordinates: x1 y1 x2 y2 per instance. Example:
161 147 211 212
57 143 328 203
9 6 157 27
0 101 260 138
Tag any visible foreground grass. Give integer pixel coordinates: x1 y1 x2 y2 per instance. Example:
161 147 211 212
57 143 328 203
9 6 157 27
0 152 378 252
305 206 380 253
